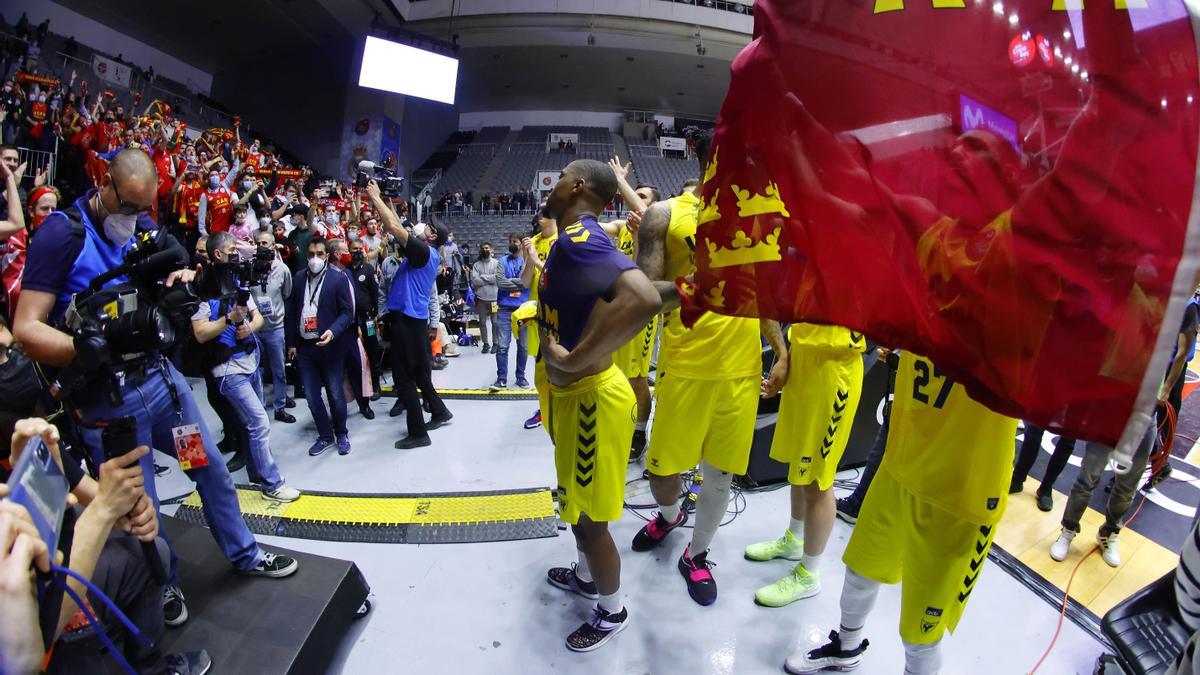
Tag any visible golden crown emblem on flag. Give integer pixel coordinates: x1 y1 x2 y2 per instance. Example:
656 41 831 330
732 183 790 218
707 226 782 268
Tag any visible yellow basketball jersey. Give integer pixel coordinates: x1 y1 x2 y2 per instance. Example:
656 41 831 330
528 231 558 303
788 323 867 354
882 351 1018 526
659 191 760 380
616 225 635 260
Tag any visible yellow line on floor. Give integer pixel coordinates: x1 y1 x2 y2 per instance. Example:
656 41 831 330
183 487 556 526
995 489 1178 617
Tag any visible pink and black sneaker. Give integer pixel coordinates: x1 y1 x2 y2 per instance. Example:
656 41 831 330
678 546 718 606
631 510 688 552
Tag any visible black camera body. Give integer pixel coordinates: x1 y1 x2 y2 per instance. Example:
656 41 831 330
355 160 405 198
56 231 198 404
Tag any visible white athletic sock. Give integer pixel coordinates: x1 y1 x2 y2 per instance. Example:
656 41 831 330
635 421 647 432
839 568 881 647
689 462 733 555
574 550 593 583
659 502 681 523
801 552 822 573
789 517 805 539
597 591 623 615
902 639 943 674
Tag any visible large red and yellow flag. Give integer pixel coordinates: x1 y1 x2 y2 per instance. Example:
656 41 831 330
690 1 1200 455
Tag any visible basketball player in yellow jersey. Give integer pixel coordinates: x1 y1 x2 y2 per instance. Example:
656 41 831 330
785 351 1017 675
520 207 558 432
522 198 644 433
606 157 661 461
631 132 776 606
746 323 866 607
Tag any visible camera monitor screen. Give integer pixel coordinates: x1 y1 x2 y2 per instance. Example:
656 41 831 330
358 36 458 105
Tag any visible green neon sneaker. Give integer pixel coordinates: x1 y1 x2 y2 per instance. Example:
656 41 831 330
755 564 821 607
743 530 804 562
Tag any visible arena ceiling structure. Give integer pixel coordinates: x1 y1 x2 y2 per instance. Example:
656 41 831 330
50 0 753 118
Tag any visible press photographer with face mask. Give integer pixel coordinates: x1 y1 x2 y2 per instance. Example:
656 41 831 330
13 150 299 631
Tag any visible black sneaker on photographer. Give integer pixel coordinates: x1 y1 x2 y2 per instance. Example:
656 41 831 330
238 552 299 578
163 585 188 627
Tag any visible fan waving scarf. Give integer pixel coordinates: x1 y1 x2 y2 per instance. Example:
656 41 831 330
686 0 1200 462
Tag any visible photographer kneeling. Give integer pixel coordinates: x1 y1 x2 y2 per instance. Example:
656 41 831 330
2 417 211 675
12 150 299 630
191 232 299 503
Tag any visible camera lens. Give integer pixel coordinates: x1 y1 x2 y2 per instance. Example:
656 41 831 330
36 443 49 463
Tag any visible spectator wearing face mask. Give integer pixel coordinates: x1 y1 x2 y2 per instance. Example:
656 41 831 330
313 196 346 241
1 184 57 314
328 237 375 420
489 233 529 391
228 203 256 261
470 242 501 354
196 157 241 235
287 238 356 457
252 230 296 423
236 174 268 229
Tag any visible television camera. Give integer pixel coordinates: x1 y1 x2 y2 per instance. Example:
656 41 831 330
355 160 405 198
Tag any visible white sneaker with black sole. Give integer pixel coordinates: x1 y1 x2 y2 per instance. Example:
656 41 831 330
1098 530 1121 567
238 552 299 578
785 630 869 673
547 564 599 600
565 606 629 652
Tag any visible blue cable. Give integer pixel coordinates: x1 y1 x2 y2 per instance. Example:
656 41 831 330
50 563 152 675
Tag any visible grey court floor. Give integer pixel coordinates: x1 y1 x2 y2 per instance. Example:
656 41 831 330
154 347 1106 674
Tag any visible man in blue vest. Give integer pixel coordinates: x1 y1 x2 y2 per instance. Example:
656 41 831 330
192 231 300 503
366 180 452 449
490 233 530 391
14 149 299 629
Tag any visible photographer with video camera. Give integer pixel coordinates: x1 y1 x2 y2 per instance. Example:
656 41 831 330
12 150 299 631
365 179 452 449
2 417 212 675
191 231 299 503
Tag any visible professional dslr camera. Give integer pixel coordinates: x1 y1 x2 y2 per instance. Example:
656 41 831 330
55 230 200 404
355 160 405 198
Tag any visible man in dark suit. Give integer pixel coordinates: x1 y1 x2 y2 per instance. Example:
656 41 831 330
287 238 356 456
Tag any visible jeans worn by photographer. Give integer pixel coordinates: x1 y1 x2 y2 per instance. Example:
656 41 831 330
193 234 298 502
13 156 300 628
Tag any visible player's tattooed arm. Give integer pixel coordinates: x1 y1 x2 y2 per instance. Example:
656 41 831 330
761 319 790 397
636 201 678 311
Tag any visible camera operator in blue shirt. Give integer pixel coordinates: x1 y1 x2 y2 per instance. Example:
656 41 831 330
12 150 299 629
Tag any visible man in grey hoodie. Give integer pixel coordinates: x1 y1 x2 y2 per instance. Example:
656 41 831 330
470 242 501 353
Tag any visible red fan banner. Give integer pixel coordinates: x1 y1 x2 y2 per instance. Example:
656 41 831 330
687 1 1200 457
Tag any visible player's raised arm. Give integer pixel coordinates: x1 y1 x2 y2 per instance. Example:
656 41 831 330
636 201 678 311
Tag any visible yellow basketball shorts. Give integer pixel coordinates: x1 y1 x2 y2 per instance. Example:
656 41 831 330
548 364 637 525
841 469 999 644
613 316 658 380
770 348 863 489
646 373 759 476
535 360 551 440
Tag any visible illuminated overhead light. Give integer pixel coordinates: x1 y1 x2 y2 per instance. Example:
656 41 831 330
1064 55 1073 65
1189 95 1195 105
1071 64 1079 74
1063 29 1071 40
1080 70 1088 80
993 2 1004 15
1008 13 1019 25
1054 47 1063 58
1162 98 1169 108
